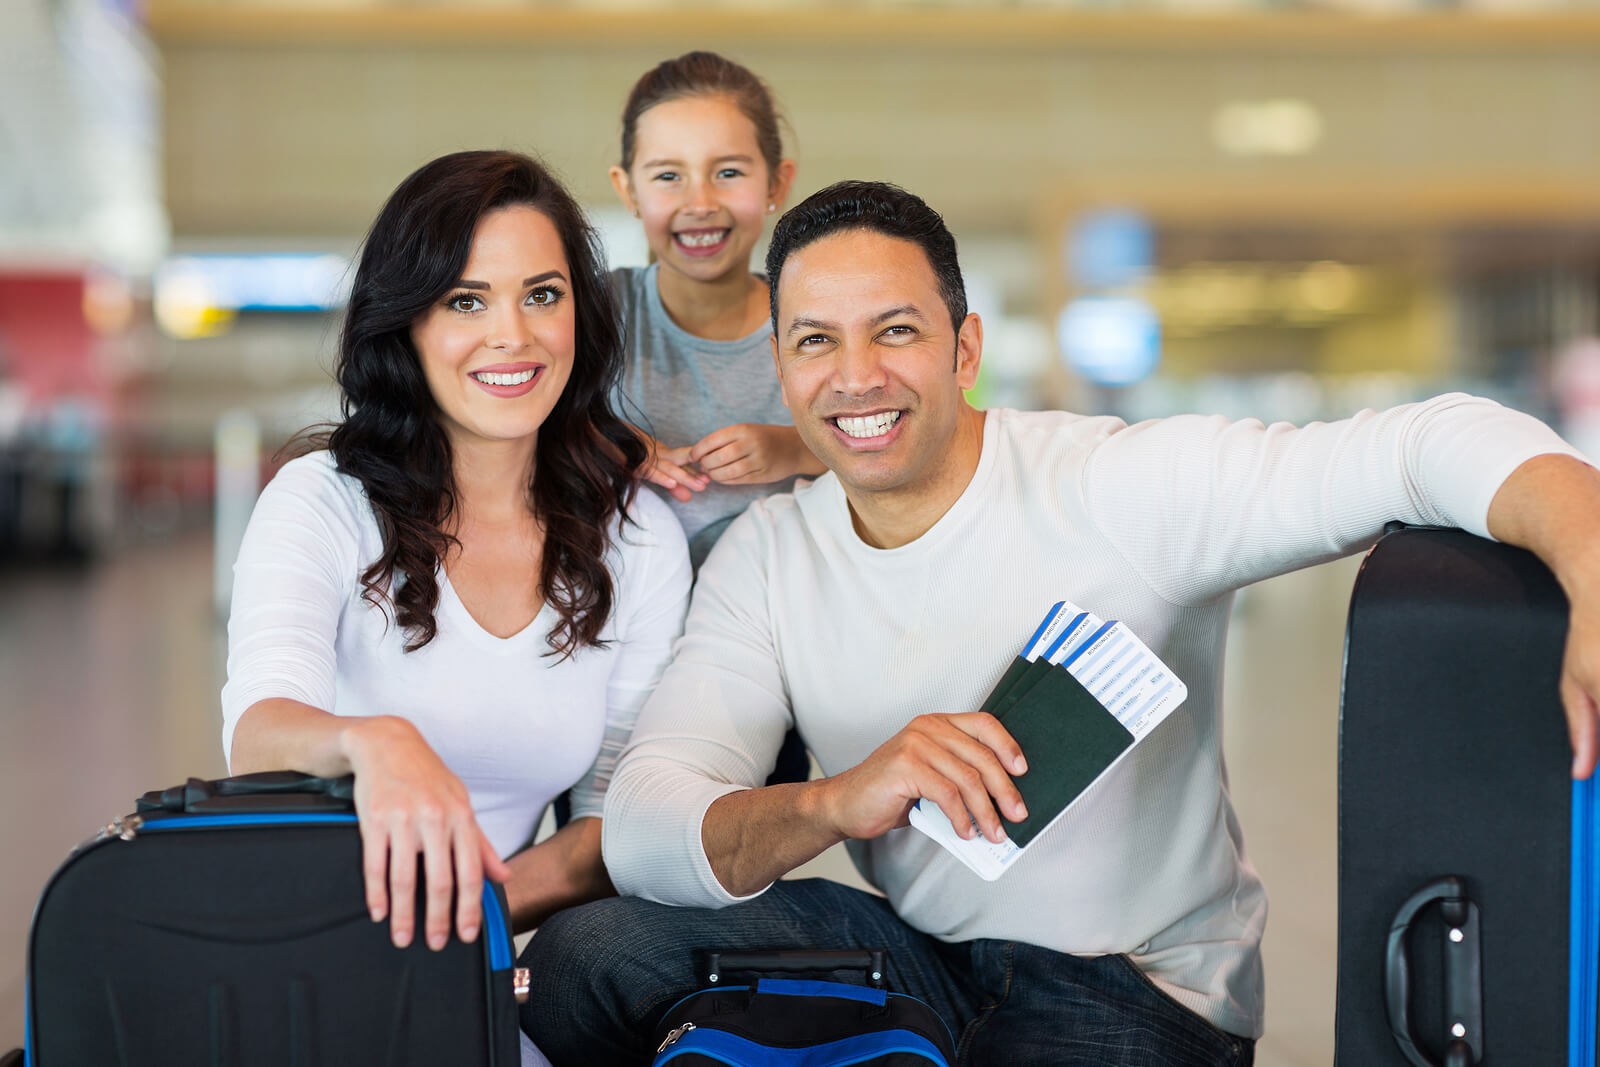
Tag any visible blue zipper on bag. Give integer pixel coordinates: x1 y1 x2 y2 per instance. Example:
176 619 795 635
656 1026 950 1066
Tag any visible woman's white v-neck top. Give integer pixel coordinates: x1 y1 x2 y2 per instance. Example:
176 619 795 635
220 451 691 858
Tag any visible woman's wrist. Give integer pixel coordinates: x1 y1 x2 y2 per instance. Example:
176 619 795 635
338 715 414 774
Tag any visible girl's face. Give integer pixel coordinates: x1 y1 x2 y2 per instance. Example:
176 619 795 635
410 204 576 455
611 92 795 288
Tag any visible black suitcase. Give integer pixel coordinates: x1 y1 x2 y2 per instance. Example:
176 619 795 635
18 772 525 1065
1335 526 1590 1065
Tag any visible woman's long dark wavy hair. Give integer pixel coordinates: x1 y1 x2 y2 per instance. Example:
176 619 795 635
324 149 646 658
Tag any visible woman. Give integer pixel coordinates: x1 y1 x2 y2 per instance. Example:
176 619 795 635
220 151 691 972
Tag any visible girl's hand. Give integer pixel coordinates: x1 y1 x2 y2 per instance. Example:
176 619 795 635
344 716 513 950
635 429 710 503
689 423 824 485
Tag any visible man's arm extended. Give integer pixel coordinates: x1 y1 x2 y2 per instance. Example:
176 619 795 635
1485 452 1600 778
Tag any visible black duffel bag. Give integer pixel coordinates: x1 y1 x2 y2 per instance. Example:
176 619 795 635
652 949 955 1066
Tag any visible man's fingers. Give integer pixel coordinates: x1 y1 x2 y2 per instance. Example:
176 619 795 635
920 715 1027 824
1562 673 1600 779
952 711 1028 776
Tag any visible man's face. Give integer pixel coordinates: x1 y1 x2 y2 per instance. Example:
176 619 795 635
770 228 981 499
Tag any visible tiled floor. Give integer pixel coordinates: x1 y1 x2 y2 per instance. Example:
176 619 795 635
0 531 1358 1064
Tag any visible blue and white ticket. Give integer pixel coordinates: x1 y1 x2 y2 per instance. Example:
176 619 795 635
908 599 1187 880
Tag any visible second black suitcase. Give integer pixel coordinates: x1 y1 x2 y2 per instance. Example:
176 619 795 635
1335 526 1582 1065
20 772 525 1066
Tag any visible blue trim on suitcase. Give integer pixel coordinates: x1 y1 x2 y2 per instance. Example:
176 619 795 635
1573 776 1600 1067
656 1027 949 1065
754 979 887 1006
481 885 511 970
141 812 360 830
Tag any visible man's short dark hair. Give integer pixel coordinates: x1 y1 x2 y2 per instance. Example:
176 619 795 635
765 180 967 333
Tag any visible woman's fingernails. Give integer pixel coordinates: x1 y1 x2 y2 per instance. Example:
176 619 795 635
428 932 447 951
461 923 479 943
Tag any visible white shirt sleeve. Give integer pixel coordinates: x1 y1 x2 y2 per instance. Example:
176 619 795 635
601 503 794 908
565 490 693 821
220 453 366 767
1083 393 1588 607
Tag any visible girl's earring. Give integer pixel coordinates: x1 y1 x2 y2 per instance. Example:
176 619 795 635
767 203 775 213
632 208 640 218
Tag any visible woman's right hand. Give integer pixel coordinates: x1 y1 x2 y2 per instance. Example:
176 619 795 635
635 429 710 503
343 716 513 950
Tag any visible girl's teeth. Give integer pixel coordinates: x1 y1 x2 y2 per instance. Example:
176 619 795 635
473 369 537 386
675 230 729 248
835 412 901 439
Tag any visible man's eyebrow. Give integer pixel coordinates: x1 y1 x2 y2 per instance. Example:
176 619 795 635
453 270 567 291
871 304 927 326
785 316 837 338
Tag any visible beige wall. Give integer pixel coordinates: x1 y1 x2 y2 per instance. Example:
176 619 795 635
157 12 1600 245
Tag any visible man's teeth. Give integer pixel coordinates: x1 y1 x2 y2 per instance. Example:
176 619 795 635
472 369 537 386
675 230 728 248
835 412 901 439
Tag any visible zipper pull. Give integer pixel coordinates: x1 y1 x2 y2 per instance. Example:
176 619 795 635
99 815 144 842
656 1021 696 1054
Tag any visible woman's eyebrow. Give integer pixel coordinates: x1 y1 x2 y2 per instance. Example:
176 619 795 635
454 270 567 291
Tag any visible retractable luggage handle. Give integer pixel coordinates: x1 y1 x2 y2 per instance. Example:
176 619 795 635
703 949 889 988
1385 876 1484 1067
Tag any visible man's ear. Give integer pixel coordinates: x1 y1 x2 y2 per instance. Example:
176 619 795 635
955 311 983 390
607 166 635 214
770 333 789 409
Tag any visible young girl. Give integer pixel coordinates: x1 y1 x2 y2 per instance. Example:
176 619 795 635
608 51 826 568
222 151 691 973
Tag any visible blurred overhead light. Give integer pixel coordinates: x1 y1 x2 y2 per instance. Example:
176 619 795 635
1068 209 1153 290
153 253 350 339
1212 99 1323 158
1058 296 1162 388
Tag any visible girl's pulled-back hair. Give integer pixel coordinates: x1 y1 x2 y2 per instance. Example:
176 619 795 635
619 51 784 176
325 149 646 658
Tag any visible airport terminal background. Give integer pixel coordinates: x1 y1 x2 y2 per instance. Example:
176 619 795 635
4 0 1600 1061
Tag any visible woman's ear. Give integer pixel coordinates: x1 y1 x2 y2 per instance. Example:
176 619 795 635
608 166 636 216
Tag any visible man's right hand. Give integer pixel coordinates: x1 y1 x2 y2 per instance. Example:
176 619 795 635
703 711 1029 897
817 712 1029 845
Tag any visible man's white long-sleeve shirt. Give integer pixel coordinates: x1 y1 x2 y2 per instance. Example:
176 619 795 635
603 398 1582 1039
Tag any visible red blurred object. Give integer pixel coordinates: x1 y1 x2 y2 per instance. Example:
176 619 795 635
0 271 105 405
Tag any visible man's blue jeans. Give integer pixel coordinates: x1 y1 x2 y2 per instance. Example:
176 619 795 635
518 878 1254 1066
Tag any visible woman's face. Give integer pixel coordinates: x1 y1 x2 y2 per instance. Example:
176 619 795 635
410 204 576 456
612 93 793 288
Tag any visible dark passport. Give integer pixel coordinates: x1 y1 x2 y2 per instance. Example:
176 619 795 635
989 660 1135 848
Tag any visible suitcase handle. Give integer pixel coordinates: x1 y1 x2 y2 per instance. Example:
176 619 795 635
137 771 356 814
703 949 888 989
1384 876 1483 1067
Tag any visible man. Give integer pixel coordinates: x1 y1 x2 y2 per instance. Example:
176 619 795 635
520 181 1600 1065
